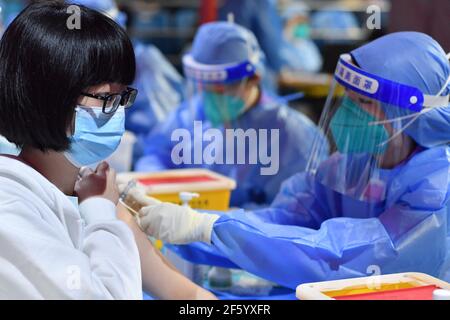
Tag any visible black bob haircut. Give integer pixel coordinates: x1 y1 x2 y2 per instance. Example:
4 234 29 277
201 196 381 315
0 1 136 151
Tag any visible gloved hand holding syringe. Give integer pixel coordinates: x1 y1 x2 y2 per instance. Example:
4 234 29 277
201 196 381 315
117 178 220 245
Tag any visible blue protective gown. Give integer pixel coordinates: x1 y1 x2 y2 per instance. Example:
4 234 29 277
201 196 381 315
125 42 184 163
172 145 450 289
126 42 184 137
136 92 327 208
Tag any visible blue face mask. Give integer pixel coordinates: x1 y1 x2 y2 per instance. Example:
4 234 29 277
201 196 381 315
293 23 311 39
64 106 125 167
330 96 389 155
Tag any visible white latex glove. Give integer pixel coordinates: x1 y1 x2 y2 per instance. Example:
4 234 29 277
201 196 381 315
139 203 220 245
116 176 219 244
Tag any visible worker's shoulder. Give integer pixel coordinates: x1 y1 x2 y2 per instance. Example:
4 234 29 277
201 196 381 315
407 145 450 168
270 103 318 133
172 98 203 121
259 95 314 121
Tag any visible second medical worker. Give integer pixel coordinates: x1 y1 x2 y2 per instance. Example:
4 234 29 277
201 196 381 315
136 21 327 208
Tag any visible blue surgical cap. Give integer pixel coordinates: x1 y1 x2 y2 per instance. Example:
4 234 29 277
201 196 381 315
351 32 450 148
190 21 264 73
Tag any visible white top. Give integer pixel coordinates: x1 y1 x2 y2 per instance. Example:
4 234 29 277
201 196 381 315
0 156 142 299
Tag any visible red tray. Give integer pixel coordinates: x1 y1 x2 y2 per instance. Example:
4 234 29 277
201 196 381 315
138 174 218 186
334 285 439 300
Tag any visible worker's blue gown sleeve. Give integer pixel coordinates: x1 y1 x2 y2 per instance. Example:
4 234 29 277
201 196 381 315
174 146 450 289
136 93 327 207
134 98 194 173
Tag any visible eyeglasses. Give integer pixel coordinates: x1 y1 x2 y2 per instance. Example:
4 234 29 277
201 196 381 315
81 87 138 114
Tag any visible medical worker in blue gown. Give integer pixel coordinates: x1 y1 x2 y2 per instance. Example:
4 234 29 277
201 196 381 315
135 21 327 208
127 32 450 292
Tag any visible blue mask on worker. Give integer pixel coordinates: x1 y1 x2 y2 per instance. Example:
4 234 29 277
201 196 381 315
64 106 125 167
293 23 311 39
330 96 389 155
203 91 246 127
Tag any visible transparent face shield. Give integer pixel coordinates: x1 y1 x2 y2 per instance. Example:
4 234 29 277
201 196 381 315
183 54 259 128
306 54 450 201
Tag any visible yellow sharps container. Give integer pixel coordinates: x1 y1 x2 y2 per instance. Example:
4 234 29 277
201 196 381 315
118 168 236 211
